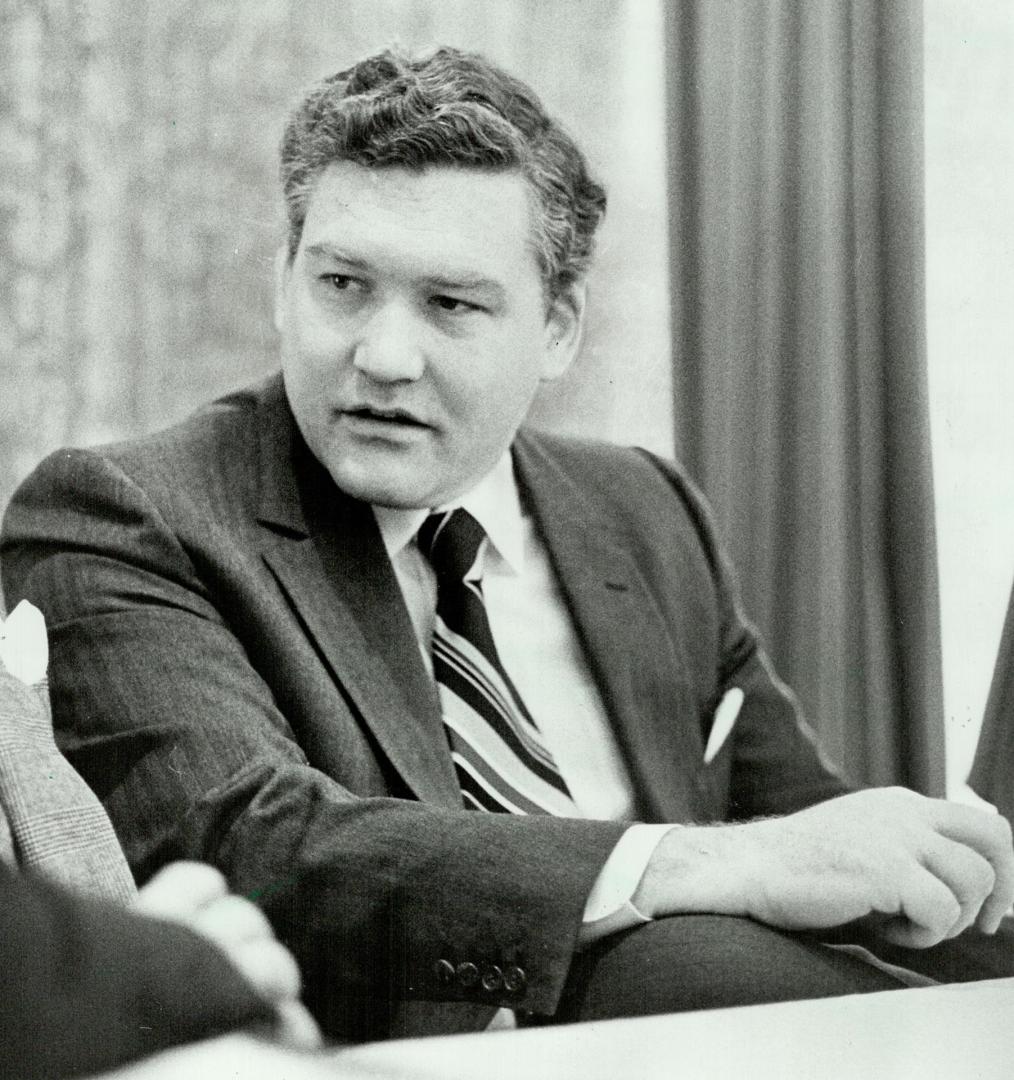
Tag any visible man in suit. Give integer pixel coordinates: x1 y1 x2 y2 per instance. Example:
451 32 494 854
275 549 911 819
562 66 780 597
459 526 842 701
3 46 1014 1042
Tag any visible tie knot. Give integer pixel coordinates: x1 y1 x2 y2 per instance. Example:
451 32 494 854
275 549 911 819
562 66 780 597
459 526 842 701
417 509 487 583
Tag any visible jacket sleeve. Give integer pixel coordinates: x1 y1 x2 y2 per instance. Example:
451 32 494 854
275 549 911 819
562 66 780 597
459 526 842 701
1 448 626 1040
0 861 274 1080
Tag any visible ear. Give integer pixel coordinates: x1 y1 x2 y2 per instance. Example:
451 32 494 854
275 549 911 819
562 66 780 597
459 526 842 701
539 280 587 382
272 244 292 333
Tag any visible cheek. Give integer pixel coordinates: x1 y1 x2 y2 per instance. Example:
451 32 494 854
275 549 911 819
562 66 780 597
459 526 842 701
282 320 353 390
291 320 335 361
287 288 348 352
445 368 539 445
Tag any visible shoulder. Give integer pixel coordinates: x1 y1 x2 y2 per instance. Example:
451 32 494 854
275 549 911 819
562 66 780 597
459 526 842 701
85 373 281 486
517 426 697 487
7 374 289 521
515 427 721 560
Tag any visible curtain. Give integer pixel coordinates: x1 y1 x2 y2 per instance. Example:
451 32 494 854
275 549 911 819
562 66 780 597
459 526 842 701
970 581 1014 821
665 0 944 793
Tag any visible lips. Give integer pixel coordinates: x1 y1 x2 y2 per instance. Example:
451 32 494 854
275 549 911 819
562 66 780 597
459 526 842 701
341 405 432 430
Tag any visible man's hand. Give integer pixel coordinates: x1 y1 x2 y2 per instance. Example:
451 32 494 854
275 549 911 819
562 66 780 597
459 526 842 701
137 862 321 1050
633 788 1014 949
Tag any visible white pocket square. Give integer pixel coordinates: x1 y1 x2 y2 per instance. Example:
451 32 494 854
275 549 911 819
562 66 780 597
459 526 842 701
0 599 49 685
704 687 744 764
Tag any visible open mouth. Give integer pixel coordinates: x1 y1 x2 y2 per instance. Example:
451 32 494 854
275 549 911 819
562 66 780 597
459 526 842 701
342 406 431 430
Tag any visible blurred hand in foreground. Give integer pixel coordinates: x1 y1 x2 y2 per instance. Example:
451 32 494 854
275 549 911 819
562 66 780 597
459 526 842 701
137 861 321 1051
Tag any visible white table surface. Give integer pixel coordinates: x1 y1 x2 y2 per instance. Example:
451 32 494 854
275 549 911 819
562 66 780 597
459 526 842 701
335 978 1014 1080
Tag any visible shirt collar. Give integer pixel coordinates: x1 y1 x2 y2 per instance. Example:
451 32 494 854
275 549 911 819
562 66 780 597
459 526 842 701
372 451 526 575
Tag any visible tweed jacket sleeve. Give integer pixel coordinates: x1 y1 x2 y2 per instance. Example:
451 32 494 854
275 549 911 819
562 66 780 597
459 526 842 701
0 606 136 903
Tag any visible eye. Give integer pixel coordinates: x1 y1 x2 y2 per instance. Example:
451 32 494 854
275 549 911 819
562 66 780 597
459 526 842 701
324 274 356 291
430 295 480 314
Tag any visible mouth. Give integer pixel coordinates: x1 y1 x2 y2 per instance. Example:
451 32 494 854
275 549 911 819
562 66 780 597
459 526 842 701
339 405 433 433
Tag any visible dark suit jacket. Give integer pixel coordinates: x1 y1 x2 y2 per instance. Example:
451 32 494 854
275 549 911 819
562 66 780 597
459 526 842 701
0 861 273 1079
1 375 848 1040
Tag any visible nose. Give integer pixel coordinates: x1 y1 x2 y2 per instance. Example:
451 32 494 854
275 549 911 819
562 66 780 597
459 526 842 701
352 300 425 383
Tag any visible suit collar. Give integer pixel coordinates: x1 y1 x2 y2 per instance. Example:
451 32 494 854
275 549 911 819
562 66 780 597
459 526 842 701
254 374 309 536
372 452 525 577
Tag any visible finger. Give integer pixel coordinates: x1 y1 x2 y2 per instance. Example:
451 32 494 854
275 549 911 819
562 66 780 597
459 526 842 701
919 836 996 938
136 861 228 919
266 1001 323 1052
883 864 962 949
192 893 274 945
932 805 1014 933
978 881 1014 934
973 816 1014 933
228 938 303 1003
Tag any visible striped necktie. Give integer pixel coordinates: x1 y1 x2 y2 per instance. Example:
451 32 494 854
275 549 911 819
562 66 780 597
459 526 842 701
417 509 579 816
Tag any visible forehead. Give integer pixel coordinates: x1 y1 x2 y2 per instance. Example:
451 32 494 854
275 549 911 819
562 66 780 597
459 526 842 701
298 161 540 284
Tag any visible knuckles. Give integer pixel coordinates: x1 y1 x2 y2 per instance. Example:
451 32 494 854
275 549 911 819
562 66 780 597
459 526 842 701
992 814 1014 849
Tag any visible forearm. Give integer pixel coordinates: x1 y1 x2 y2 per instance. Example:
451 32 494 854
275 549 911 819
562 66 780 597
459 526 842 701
181 760 624 1035
630 820 757 920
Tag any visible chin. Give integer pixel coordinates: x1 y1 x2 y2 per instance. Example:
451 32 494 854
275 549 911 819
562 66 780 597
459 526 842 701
326 464 435 510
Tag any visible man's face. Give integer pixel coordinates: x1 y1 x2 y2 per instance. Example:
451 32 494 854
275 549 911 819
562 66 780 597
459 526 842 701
275 161 584 508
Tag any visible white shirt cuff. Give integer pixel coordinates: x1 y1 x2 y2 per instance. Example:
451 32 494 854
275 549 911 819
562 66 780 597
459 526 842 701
578 824 677 946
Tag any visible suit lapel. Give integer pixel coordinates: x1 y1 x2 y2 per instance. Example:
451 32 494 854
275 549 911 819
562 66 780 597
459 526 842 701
513 432 703 823
253 380 459 809
248 383 704 821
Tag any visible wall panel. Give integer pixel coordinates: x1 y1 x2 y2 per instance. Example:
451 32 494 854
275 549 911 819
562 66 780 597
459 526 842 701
0 0 671 517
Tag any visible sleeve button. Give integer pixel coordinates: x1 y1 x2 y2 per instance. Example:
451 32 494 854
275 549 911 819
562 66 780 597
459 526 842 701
480 964 504 992
503 965 527 994
433 958 456 986
456 961 480 989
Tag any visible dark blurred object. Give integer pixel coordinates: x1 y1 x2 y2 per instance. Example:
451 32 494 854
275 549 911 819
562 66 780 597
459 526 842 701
0 861 275 1080
970 578 1014 824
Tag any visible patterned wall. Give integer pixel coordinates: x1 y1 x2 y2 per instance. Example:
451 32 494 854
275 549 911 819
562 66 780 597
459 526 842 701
0 0 672 517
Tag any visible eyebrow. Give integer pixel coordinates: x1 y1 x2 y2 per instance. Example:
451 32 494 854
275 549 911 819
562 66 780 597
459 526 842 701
303 243 370 269
424 274 506 303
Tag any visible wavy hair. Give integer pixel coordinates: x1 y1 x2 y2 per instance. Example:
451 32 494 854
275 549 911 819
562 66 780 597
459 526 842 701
280 47 607 299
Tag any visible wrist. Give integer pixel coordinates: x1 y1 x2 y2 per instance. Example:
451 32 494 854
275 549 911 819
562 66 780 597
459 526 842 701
631 824 754 919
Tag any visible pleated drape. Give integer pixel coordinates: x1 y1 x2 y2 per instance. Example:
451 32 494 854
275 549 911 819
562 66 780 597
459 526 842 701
665 0 944 792
970 583 1014 819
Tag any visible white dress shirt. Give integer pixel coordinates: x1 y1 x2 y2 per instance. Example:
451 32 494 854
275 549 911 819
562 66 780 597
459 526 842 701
372 452 670 938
